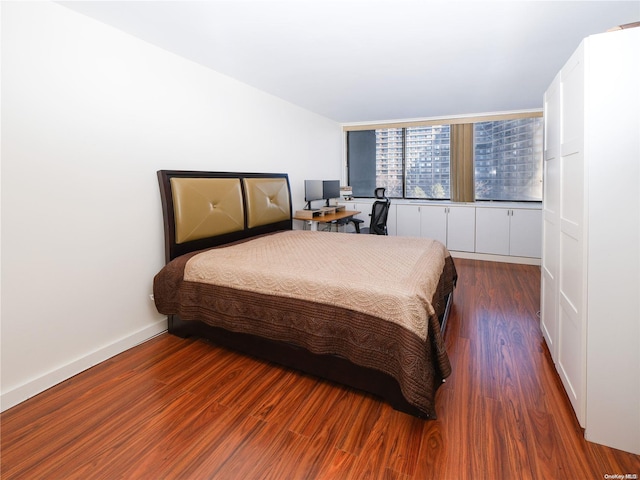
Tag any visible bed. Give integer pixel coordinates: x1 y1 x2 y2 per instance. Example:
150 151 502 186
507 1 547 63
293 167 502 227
153 170 457 419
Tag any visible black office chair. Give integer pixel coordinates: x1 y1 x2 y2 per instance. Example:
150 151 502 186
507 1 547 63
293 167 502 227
361 198 390 235
344 187 390 235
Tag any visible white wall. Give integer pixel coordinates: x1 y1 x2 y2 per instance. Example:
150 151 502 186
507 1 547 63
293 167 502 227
0 1 342 411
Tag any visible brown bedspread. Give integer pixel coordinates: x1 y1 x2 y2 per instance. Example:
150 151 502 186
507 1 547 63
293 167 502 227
154 231 457 418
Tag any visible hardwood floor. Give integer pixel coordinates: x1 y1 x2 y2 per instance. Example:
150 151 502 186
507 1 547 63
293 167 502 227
2 258 638 479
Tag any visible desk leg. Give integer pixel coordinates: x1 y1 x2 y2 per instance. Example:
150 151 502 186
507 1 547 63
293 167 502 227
306 221 318 231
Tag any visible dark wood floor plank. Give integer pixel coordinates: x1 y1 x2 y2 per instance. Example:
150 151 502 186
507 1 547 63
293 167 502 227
347 406 395 480
2 258 639 479
381 409 426 477
257 403 351 480
169 344 253 398
287 380 349 438
239 428 307 480
248 369 317 426
61 389 207 480
0 334 186 438
413 421 447 479
316 449 357 480
127 401 236 479
436 336 473 478
334 391 383 456
2 371 174 478
180 413 275 479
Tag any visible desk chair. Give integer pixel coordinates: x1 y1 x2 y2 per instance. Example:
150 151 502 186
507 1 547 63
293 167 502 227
360 198 390 235
341 188 390 235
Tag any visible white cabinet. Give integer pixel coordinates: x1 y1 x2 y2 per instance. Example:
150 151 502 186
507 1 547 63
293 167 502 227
509 209 542 258
395 204 421 237
396 204 475 252
541 28 640 454
443 206 475 252
341 201 371 232
357 201 541 259
352 202 371 225
475 207 541 258
386 203 397 236
418 205 447 245
475 208 510 255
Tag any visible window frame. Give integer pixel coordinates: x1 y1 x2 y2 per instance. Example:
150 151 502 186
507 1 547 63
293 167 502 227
473 117 544 202
344 110 543 203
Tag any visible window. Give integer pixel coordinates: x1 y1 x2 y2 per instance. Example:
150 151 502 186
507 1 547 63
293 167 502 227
405 125 450 199
346 112 542 202
375 128 404 197
347 126 451 199
474 118 543 201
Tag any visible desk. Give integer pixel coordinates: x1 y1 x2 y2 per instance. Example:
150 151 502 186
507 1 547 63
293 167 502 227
293 210 361 232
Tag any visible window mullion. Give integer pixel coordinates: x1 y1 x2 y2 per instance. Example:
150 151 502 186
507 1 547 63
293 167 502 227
402 128 407 198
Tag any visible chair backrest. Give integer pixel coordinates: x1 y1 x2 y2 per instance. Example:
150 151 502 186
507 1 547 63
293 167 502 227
369 199 390 235
374 187 387 199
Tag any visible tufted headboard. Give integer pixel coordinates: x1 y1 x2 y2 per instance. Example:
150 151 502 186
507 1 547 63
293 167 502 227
157 170 292 262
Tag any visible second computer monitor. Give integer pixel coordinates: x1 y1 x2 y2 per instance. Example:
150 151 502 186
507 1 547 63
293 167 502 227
322 180 340 205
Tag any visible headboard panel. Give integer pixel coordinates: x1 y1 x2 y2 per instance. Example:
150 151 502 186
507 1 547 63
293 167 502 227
170 177 245 243
158 170 292 262
243 177 291 228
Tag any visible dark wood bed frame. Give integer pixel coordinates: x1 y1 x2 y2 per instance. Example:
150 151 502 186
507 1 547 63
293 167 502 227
157 170 452 418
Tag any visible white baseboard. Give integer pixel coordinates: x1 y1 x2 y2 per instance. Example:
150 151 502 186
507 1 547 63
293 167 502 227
449 250 541 266
0 319 168 412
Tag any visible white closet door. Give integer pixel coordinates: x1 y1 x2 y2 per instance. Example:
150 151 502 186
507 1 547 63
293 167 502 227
556 43 587 426
541 72 561 360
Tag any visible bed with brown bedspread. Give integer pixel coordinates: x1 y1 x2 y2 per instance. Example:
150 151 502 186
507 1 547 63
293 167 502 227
153 170 457 419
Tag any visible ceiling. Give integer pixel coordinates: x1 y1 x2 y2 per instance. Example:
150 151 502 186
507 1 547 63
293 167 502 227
59 1 639 123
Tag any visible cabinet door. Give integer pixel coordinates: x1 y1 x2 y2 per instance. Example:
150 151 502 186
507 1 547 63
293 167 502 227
340 202 370 233
419 205 447 244
447 206 476 252
354 203 372 224
395 205 421 237
386 204 397 236
510 209 542 258
475 207 510 255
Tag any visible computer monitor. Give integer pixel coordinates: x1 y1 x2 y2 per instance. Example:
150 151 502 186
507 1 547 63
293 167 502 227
304 180 324 209
322 180 340 206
